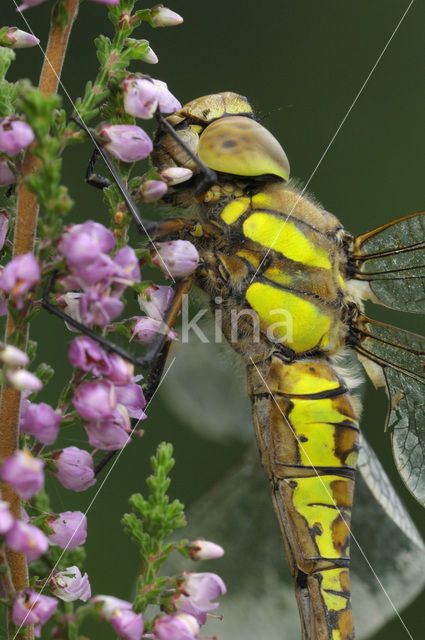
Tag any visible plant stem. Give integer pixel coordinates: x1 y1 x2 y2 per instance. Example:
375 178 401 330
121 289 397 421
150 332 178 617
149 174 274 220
0 1 79 637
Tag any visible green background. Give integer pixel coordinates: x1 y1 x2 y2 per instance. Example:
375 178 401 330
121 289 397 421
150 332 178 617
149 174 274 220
2 0 425 638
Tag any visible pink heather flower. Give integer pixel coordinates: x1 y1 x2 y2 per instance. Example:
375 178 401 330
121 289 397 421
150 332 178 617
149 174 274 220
138 179 167 202
52 446 96 492
152 241 199 279
159 167 193 185
0 117 34 156
0 252 40 307
113 246 140 284
153 614 200 640
20 401 61 445
47 510 87 550
111 608 144 640
92 595 133 620
84 406 132 451
6 520 49 561
173 572 226 625
2 28 40 48
12 589 57 627
123 76 159 119
79 287 124 327
58 221 116 287
151 6 183 27
5 369 42 392
0 500 14 534
16 0 47 10
115 381 146 420
100 125 153 163
0 344 28 367
68 336 111 376
190 540 224 561
73 380 117 421
152 79 181 113
0 450 44 499
131 317 177 346
0 159 15 186
49 566 91 602
139 284 173 321
105 353 134 386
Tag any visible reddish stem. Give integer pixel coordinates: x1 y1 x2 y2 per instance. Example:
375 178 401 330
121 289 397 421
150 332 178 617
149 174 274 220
0 1 79 637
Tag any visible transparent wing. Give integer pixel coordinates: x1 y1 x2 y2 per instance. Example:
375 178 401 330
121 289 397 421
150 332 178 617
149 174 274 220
354 315 425 505
162 320 425 638
352 211 425 313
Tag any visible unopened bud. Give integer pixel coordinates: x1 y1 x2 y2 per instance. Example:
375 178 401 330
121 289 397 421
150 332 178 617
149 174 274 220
151 6 183 27
159 167 192 186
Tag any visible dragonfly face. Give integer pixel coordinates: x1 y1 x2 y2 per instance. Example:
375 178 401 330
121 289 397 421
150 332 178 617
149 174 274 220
149 91 425 639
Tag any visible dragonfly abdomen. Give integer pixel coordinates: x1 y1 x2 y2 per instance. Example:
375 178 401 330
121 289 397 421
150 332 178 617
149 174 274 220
247 355 359 640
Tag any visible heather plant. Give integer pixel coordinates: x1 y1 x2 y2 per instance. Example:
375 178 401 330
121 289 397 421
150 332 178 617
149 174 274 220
0 1 225 639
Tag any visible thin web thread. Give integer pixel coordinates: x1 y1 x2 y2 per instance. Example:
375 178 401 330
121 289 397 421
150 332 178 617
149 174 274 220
249 357 414 639
250 0 415 283
12 0 176 282
12 356 177 638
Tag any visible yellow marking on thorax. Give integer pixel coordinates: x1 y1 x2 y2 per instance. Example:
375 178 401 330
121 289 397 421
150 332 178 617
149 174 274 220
220 197 251 224
246 282 332 352
251 192 274 208
291 475 353 559
243 212 332 269
263 266 293 287
236 249 261 268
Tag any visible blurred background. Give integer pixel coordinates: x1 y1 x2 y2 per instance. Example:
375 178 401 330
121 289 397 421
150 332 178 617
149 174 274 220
2 0 425 638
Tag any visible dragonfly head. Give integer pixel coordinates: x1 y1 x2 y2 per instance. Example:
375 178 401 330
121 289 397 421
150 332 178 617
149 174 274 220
152 91 290 186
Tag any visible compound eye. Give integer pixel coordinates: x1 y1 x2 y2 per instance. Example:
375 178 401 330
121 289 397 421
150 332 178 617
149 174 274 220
197 116 290 181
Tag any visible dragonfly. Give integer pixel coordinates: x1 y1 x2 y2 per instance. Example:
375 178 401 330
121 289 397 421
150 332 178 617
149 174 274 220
147 91 425 639
59 91 425 639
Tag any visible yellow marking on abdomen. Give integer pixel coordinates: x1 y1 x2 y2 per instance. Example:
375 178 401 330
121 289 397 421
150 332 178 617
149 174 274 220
246 282 331 352
291 475 353 559
243 212 332 269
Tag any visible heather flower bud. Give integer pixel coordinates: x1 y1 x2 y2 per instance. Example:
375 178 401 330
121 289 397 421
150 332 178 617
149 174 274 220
0 212 9 250
138 179 167 202
92 595 133 620
0 117 34 156
12 589 57 628
100 124 153 162
131 316 177 345
20 401 61 444
47 510 87 549
115 381 146 420
16 0 47 10
144 46 158 64
123 76 159 119
152 79 181 113
2 27 40 48
138 284 174 320
153 614 199 640
49 566 91 602
52 446 96 492
111 610 144 640
0 450 44 499
151 6 183 27
159 166 193 185
6 520 49 561
0 159 15 186
190 540 224 560
5 369 42 392
0 344 29 367
84 406 132 450
152 240 199 278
